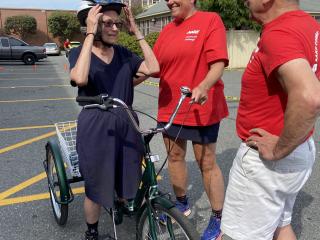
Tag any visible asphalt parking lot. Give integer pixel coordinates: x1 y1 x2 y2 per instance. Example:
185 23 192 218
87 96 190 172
0 55 319 240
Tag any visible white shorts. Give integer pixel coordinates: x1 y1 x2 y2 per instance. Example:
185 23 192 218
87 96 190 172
221 137 316 240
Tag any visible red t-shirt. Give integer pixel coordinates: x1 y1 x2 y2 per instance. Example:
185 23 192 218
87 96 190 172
153 11 229 126
64 40 70 48
237 10 320 140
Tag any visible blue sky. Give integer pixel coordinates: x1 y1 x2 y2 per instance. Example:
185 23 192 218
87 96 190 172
0 0 79 10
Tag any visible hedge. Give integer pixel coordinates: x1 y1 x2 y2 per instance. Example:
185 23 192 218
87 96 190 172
117 31 159 57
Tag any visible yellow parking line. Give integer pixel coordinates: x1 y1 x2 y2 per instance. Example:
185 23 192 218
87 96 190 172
0 172 47 200
143 80 159 87
0 125 55 132
0 85 70 89
0 187 85 206
0 97 75 103
0 131 56 154
0 174 162 206
0 193 50 206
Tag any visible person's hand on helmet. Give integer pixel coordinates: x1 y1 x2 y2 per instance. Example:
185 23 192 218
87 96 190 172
86 5 103 35
123 5 139 35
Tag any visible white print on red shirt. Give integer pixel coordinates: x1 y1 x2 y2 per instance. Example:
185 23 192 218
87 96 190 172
313 31 319 73
185 29 200 41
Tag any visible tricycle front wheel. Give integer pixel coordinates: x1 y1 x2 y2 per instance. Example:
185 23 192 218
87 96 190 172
137 202 199 240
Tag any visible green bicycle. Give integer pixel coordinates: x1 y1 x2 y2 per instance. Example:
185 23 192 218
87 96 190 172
43 86 200 239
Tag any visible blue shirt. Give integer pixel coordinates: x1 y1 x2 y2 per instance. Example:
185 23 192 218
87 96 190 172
69 45 143 106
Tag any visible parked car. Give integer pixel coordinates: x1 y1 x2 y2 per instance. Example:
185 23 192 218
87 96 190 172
0 36 46 65
65 41 81 58
43 42 60 56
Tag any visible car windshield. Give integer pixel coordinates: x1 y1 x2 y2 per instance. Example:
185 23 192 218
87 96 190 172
70 42 80 47
44 43 58 48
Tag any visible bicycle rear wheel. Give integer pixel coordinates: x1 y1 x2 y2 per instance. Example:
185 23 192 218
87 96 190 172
46 141 69 226
137 203 199 240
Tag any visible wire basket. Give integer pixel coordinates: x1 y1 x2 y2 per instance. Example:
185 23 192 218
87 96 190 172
55 120 81 178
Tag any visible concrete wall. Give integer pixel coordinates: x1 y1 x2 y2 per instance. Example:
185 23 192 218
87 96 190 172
227 30 259 69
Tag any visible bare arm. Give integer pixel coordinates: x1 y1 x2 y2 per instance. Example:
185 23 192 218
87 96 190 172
247 58 320 160
123 6 159 78
70 5 102 87
274 59 320 157
191 61 226 104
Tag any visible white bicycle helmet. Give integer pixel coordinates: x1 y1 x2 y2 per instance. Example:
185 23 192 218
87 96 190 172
77 0 125 26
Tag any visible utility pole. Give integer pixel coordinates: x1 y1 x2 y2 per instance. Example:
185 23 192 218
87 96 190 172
0 10 3 31
42 9 50 42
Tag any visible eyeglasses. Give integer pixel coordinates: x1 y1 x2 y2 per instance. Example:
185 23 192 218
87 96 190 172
101 20 123 29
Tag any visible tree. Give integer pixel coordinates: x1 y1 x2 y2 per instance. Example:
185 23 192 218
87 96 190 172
197 0 260 30
48 12 80 43
4 15 37 39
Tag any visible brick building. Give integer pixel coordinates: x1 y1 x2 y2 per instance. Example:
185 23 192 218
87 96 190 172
0 0 159 47
0 8 83 47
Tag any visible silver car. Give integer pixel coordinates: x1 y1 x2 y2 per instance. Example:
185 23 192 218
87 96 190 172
43 42 60 56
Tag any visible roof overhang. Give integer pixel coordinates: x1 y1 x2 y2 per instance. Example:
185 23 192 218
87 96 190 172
136 10 171 20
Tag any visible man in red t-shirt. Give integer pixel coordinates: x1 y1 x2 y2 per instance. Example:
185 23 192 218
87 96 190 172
64 38 70 50
221 0 320 240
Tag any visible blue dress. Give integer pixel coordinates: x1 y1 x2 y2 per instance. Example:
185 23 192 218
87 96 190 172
69 45 144 208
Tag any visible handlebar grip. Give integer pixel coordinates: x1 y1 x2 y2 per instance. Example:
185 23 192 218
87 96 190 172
180 86 192 97
76 95 105 104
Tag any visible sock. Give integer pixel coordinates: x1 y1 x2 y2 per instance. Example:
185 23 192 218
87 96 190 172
87 221 98 234
212 209 222 220
176 195 188 205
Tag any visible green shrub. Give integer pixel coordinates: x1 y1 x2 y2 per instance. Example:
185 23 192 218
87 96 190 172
48 11 80 44
4 15 37 39
117 31 160 57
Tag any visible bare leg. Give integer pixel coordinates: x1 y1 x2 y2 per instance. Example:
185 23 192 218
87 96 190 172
84 196 101 224
273 225 297 240
192 142 224 210
163 135 188 197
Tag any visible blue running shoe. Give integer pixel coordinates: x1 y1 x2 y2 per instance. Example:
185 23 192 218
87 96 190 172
175 199 191 217
159 198 191 224
201 216 221 240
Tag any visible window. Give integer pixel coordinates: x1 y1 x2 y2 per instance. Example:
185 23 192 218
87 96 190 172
142 0 159 7
1 39 9 47
146 20 150 35
9 38 26 46
315 15 320 22
161 16 172 29
140 21 146 36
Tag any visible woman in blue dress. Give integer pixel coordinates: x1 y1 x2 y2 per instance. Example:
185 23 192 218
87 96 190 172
69 1 159 239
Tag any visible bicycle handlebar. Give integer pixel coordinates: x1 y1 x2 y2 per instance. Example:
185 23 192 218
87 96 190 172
76 86 192 135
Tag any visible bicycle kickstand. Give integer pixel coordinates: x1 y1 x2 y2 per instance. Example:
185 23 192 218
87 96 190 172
110 208 118 240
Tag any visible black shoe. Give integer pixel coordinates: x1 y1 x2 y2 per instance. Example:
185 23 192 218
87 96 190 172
85 230 99 240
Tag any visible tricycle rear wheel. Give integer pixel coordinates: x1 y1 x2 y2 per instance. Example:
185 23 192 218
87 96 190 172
46 141 69 226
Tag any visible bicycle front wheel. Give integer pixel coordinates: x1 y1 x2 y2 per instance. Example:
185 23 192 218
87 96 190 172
137 203 199 240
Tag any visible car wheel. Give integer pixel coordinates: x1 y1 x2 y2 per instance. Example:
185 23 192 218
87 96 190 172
23 54 36 65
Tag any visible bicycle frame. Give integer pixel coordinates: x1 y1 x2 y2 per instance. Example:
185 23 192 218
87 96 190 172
76 86 192 239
